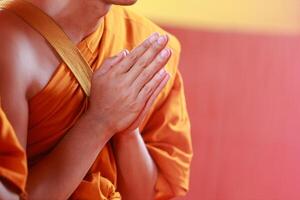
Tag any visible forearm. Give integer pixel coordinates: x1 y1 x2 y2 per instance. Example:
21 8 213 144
27 112 112 200
113 130 158 200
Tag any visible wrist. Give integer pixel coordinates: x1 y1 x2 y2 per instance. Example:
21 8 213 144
82 110 115 139
113 128 140 143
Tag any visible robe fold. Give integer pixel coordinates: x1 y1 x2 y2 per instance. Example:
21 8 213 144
26 6 192 199
0 102 27 197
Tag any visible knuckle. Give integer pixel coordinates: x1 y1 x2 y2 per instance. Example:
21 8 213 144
143 68 154 79
142 40 151 49
128 53 139 62
143 85 152 94
137 59 149 68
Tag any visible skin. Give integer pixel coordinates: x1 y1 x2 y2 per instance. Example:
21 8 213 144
0 182 19 200
113 129 159 200
0 0 171 199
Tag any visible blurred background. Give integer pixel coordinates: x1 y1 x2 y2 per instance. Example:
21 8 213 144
131 0 300 200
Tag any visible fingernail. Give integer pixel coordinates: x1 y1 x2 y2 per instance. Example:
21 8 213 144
160 49 170 58
124 49 130 55
158 68 166 76
149 33 159 43
157 35 167 45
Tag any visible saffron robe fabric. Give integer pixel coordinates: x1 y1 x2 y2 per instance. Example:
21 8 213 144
26 5 192 200
0 103 27 196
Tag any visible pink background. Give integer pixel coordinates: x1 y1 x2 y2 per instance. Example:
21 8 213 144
166 26 300 200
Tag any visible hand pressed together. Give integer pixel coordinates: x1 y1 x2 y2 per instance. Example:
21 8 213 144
87 33 172 134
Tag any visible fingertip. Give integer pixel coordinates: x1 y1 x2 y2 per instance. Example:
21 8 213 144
165 48 173 62
163 34 169 45
119 50 127 57
108 50 127 65
148 32 159 43
114 50 128 61
124 49 130 55
164 48 173 57
159 48 172 61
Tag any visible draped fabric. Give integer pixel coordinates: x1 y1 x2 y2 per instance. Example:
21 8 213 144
0 102 27 197
25 6 192 199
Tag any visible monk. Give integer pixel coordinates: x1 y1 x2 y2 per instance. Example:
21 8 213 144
0 0 192 199
0 103 27 200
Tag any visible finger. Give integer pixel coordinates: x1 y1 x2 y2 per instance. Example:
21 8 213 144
137 68 167 99
140 73 170 116
128 73 170 131
114 33 159 73
96 50 127 76
127 35 169 83
133 48 172 91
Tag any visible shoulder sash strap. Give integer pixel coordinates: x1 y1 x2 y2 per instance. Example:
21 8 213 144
0 0 93 96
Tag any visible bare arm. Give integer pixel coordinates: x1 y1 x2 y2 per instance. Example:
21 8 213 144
0 33 170 199
0 49 113 199
113 130 158 200
26 112 113 199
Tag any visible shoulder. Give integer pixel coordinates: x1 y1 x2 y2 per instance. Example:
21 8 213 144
0 10 40 98
0 10 33 61
0 10 32 77
0 11 27 90
0 11 34 146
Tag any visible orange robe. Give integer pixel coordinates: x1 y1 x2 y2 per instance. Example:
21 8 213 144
27 6 192 199
0 102 27 197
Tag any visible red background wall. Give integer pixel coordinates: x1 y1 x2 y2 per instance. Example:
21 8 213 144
165 26 300 200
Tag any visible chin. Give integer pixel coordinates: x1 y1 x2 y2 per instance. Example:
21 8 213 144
104 0 138 6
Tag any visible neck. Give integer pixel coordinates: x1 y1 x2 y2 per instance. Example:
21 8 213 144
30 0 110 43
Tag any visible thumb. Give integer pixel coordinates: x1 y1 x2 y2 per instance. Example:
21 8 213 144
97 49 128 75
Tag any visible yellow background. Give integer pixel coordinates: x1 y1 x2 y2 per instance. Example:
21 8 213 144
130 0 300 33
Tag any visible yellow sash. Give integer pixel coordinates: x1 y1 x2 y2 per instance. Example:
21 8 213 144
0 0 93 96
